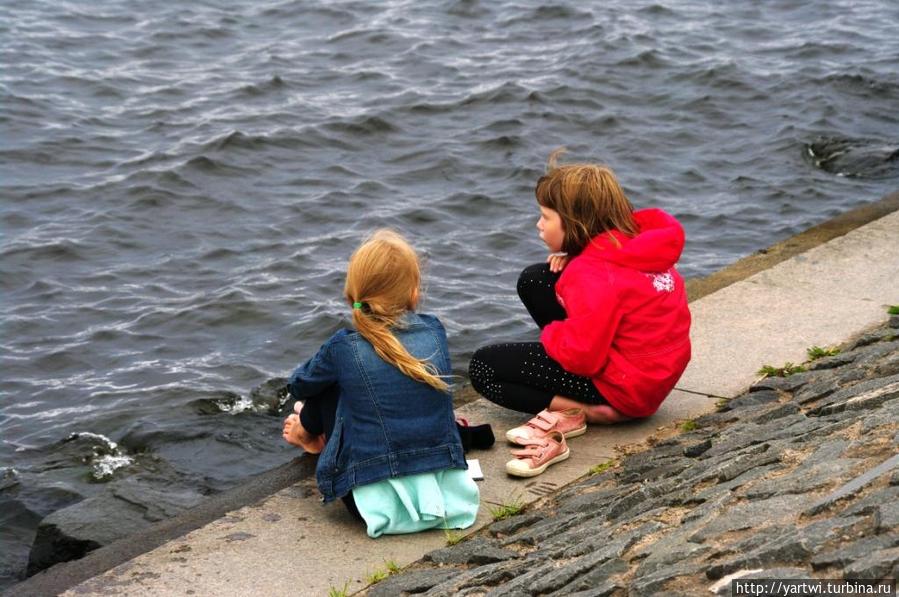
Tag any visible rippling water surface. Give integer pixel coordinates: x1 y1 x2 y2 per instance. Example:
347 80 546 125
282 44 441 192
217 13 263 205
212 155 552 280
2 0 898 585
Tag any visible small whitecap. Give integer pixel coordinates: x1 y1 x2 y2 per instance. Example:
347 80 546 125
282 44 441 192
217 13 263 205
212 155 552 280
91 454 134 481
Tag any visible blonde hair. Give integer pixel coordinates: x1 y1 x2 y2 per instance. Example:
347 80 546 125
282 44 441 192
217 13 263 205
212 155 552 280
344 229 449 392
535 148 638 255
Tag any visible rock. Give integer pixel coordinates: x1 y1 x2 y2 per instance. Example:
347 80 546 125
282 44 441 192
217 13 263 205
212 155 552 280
705 529 813 580
720 390 780 412
27 493 144 575
808 353 858 370
488 513 543 537
556 487 627 517
807 374 899 416
684 439 712 457
454 560 535 590
425 538 519 566
250 377 289 414
811 380 899 416
795 378 842 404
552 559 628 595
367 567 462 597
751 402 801 424
743 459 859 500
525 547 628 595
842 546 899 580
846 328 895 350
689 442 779 483
811 535 898 571
502 512 583 546
804 453 899 516
554 522 658 560
631 562 704 594
26 475 204 575
869 352 899 377
689 495 813 544
749 376 809 393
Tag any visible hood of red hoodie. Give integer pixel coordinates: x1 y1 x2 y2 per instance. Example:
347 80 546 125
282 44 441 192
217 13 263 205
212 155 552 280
582 208 685 272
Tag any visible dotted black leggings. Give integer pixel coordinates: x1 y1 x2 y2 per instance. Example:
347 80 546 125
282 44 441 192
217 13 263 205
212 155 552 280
468 263 608 414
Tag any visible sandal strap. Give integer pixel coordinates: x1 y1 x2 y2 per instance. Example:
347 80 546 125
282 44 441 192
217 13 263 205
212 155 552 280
526 410 558 432
510 444 546 458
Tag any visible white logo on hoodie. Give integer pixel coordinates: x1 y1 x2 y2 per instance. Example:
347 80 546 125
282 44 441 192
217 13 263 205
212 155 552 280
647 271 675 293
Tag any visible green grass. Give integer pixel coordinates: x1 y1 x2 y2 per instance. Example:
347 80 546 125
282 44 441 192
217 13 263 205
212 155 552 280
366 569 389 585
328 581 349 597
487 496 525 521
757 362 806 378
888 305 899 315
444 528 465 546
807 345 841 360
589 459 616 476
715 397 730 410
366 559 402 585
680 420 698 432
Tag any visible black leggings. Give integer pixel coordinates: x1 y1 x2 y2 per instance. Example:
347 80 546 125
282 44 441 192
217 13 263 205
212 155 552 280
297 387 362 520
468 263 607 414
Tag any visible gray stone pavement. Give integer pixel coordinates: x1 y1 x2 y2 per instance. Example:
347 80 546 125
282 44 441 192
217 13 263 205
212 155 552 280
8 203 898 596
365 320 899 596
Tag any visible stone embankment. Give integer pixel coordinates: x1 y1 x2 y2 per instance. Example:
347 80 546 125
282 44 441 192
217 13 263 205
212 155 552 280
365 319 899 596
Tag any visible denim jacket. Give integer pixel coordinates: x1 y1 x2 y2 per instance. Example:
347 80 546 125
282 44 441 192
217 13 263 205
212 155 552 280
287 312 466 503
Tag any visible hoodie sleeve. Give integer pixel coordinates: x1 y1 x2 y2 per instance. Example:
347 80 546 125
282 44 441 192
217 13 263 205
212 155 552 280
540 268 622 377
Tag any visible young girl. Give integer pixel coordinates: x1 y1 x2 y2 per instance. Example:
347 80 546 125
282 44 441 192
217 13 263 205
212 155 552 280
282 229 479 537
470 149 692 477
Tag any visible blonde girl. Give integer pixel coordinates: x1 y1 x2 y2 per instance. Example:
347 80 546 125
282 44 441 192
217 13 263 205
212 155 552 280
282 230 478 536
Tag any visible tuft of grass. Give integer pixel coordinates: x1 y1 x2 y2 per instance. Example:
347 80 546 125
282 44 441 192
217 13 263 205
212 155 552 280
887 305 899 315
487 497 525 521
807 345 840 360
715 397 730 411
328 581 349 597
444 528 464 546
757 362 806 378
366 569 389 585
366 559 402 585
680 420 698 432
589 459 616 476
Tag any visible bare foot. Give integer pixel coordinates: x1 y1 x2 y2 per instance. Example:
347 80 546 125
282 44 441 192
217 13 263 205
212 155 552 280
549 395 633 425
282 414 326 454
581 404 632 424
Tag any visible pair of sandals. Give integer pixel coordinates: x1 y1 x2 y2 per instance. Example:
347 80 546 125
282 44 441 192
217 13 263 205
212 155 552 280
504 408 587 477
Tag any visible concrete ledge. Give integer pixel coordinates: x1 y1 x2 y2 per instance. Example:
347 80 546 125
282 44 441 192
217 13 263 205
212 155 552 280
685 191 898 301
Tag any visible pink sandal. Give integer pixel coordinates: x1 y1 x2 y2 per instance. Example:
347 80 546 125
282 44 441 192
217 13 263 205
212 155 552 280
505 408 586 445
505 431 570 477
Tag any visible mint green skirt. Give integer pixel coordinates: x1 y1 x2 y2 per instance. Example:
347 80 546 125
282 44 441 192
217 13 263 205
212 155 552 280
352 469 479 538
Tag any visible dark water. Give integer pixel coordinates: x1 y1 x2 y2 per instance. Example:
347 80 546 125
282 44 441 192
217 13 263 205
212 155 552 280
2 0 898 585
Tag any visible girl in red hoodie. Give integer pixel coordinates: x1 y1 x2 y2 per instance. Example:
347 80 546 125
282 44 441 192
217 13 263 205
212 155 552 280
470 150 691 475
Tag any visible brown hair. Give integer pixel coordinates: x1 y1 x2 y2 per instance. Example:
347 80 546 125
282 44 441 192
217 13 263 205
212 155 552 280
344 229 448 392
535 148 638 255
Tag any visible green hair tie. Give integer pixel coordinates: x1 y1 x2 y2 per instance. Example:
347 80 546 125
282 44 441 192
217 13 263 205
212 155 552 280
352 302 364 310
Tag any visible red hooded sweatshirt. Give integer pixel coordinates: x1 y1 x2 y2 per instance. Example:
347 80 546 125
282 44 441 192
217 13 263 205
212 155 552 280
540 209 691 418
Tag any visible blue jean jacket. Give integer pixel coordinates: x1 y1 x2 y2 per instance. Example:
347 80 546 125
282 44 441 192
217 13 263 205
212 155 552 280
288 312 466 503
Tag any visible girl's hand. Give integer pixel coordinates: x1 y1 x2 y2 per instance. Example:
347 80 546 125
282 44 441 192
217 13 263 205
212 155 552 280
547 253 569 273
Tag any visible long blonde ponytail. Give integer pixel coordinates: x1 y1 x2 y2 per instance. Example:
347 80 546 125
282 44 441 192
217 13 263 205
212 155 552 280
345 230 449 392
